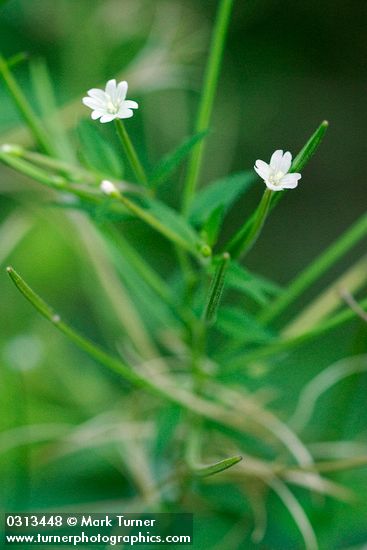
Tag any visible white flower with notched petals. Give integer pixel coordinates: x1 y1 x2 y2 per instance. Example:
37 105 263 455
254 150 301 191
82 79 139 123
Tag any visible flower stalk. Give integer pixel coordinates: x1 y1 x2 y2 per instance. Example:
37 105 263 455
226 188 273 260
101 181 202 257
115 119 148 186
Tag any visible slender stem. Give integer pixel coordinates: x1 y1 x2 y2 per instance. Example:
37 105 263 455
115 119 148 186
226 189 273 259
204 252 230 324
0 54 54 156
0 150 109 206
5 267 187 406
113 191 200 257
104 225 173 304
221 121 329 258
6 266 257 436
182 0 234 214
259 211 367 324
229 294 367 370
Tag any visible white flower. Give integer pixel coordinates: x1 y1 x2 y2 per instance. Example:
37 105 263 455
254 150 301 191
101 179 119 196
82 79 139 123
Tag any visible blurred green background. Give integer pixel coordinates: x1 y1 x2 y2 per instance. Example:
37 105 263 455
1 1 367 549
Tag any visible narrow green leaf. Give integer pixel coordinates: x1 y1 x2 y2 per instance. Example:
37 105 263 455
5 267 259 435
182 0 235 213
78 120 124 179
194 455 243 478
216 306 274 344
222 121 329 258
203 252 230 324
7 52 28 69
260 211 367 325
0 54 54 155
292 120 329 173
201 205 225 247
226 262 282 306
30 58 75 162
150 131 208 188
139 195 204 252
189 171 255 226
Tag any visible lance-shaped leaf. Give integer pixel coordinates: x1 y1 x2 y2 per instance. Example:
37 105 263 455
150 131 208 189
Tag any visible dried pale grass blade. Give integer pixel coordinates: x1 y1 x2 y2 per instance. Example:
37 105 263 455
267 477 318 550
284 471 354 502
282 256 367 338
0 210 32 265
207 383 315 468
308 441 367 460
0 423 71 454
290 355 367 431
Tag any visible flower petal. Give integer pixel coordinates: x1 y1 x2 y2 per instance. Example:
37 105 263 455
87 88 106 101
100 114 116 123
117 81 128 101
264 180 284 192
105 79 117 100
254 160 271 180
124 100 138 110
280 173 301 189
117 109 134 119
270 149 283 171
83 97 104 110
91 110 103 120
279 151 292 174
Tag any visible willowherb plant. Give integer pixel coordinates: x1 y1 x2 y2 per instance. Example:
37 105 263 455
1 1 367 548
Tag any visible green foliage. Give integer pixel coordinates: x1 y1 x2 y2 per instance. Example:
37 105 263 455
189 170 255 226
149 131 208 189
1 3 366 550
216 306 274 344
77 120 124 179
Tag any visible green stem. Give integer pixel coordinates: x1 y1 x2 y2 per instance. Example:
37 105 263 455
6 266 255 436
182 0 234 214
222 121 329 258
229 294 367 370
5 267 186 405
259 211 367 325
0 150 108 206
113 190 200 257
0 54 54 156
115 119 148 186
105 225 173 305
0 150 68 189
226 189 273 259
204 252 230 324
